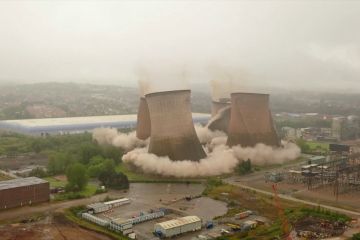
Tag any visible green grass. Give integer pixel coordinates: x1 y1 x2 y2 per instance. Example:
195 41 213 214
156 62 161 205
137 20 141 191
54 184 98 201
44 176 67 188
116 163 202 183
306 141 329 153
64 207 128 240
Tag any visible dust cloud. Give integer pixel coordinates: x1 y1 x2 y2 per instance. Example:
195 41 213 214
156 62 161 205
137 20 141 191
92 128 147 151
93 127 300 178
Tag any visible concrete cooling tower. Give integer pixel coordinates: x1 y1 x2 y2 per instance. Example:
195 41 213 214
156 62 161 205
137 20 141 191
211 98 230 117
207 106 231 133
227 92 279 147
145 90 206 161
136 97 151 140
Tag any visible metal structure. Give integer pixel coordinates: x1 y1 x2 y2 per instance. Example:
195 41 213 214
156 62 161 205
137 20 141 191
286 145 360 200
0 177 50 209
136 97 151 140
227 92 279 147
145 90 206 161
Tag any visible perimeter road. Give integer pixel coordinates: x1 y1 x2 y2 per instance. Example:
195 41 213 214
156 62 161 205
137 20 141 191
225 179 360 218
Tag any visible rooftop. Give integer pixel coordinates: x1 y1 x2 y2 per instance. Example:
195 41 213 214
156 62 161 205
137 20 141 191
0 113 210 127
156 216 201 230
0 177 48 191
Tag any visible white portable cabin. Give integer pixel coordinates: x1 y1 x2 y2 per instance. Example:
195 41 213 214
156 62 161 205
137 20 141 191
104 198 131 208
154 216 202 238
86 202 110 214
81 213 109 227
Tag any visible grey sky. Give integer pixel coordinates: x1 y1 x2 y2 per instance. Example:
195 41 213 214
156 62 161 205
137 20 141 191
0 0 359 92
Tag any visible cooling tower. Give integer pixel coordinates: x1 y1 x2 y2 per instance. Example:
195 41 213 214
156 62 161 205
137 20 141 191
136 97 151 140
211 98 230 117
145 90 206 161
227 92 279 147
207 106 231 133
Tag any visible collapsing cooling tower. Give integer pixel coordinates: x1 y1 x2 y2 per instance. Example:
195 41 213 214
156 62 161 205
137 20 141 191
227 92 279 147
211 98 230 117
145 90 206 161
136 97 151 140
207 106 231 133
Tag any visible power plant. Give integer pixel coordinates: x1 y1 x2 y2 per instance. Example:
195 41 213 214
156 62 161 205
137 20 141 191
145 90 206 161
227 92 279 147
136 97 151 140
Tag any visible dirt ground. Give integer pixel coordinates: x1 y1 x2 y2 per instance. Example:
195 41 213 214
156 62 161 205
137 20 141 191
0 213 113 240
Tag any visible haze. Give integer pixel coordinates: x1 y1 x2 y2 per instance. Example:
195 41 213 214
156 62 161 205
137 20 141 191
0 0 359 92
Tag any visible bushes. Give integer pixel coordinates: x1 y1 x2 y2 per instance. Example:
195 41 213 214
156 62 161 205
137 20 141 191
352 233 360 240
299 207 351 223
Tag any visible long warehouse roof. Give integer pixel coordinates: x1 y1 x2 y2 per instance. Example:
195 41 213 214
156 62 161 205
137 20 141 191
156 216 201 230
0 177 48 191
0 113 209 127
0 113 210 135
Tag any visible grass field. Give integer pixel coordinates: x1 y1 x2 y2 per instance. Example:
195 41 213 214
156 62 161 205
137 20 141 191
44 176 100 201
307 141 329 153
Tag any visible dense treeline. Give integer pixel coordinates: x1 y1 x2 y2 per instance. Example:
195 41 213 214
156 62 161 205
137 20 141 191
0 132 129 191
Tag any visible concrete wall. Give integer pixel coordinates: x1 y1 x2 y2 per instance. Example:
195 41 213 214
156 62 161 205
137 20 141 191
145 90 206 161
227 92 279 147
211 100 230 117
136 97 151 140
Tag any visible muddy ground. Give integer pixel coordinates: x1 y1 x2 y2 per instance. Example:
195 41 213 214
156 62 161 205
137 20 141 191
0 213 113 240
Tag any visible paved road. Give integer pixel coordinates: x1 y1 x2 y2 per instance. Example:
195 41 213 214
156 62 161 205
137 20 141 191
225 178 360 218
0 192 109 221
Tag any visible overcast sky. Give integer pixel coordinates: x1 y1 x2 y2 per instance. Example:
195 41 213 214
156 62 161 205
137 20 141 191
0 0 359 92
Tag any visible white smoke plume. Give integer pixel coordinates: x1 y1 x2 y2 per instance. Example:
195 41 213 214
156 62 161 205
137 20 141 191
92 128 147 151
93 127 300 177
194 124 226 144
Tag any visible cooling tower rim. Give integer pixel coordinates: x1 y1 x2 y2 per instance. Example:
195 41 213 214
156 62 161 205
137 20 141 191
145 89 191 97
231 92 269 97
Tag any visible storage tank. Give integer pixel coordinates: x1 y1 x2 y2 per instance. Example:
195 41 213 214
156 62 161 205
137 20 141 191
136 97 151 140
145 90 206 161
227 92 279 147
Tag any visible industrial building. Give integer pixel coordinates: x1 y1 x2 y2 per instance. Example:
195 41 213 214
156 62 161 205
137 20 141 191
0 177 50 209
227 92 279 147
154 215 202 238
86 198 131 214
0 113 210 136
146 90 206 161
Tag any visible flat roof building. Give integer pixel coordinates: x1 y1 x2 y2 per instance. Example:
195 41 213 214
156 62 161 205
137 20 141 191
0 113 210 136
0 177 50 210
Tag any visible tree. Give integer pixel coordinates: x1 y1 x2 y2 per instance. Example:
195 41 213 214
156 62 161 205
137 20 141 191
352 233 360 240
237 159 252 175
29 167 48 178
47 152 74 175
66 163 88 191
101 145 123 164
296 139 310 153
79 143 102 165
